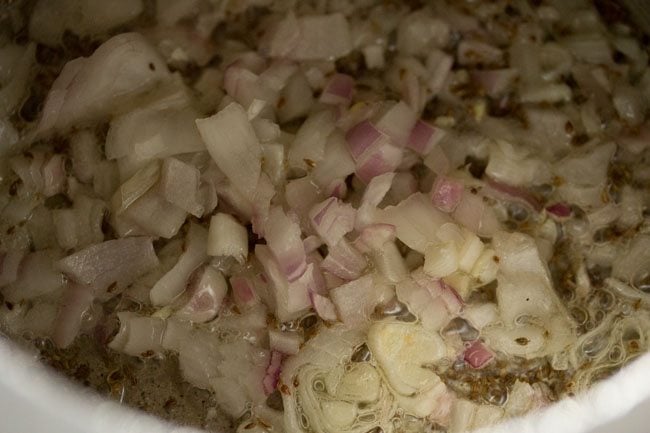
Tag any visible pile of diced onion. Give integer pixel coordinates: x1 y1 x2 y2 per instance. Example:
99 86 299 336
1 0 650 432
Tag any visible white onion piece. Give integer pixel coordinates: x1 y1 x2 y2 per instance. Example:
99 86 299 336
41 154 67 197
229 275 262 309
159 157 203 217
380 193 451 254
108 312 166 357
52 281 94 348
311 131 356 195
223 65 277 111
146 25 217 67
0 250 26 287
346 120 387 161
354 224 397 254
424 242 458 278
3 250 64 303
256 245 311 323
264 12 352 61
285 177 324 228
58 237 159 298
329 274 391 327
70 130 101 183
320 73 354 105
363 45 385 69
423 144 451 175
278 71 314 123
150 223 208 307
451 191 500 238
9 151 45 193
356 172 394 229
396 276 454 331
196 102 262 200
397 11 449 55
106 105 206 162
431 176 463 213
311 293 338 322
207 213 248 264
321 239 367 281
370 241 408 284
111 158 160 214
425 49 454 96
53 195 106 250
174 266 227 323
374 101 418 148
0 43 35 118
264 206 306 282
29 0 143 45
554 141 615 188
406 120 446 155
37 33 170 136
269 329 303 355
117 187 187 239
309 197 356 247
288 109 337 172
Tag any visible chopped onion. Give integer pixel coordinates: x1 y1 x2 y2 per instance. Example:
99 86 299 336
207 213 248 264
320 74 354 106
196 102 262 200
256 244 311 322
150 223 208 306
58 237 159 298
406 120 446 155
330 274 391 327
431 176 464 213
289 109 338 172
52 282 94 348
174 266 227 323
108 312 166 357
380 193 451 254
37 33 170 136
158 157 203 217
321 239 367 281
311 293 338 322
264 12 352 61
309 197 356 247
0 250 26 287
269 329 303 355
374 101 418 148
424 242 459 278
264 206 307 282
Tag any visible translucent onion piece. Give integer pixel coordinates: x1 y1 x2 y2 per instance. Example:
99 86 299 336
329 274 392 327
150 223 208 306
264 12 352 61
58 237 159 298
36 33 170 136
196 102 262 200
174 266 227 323
207 213 248 264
